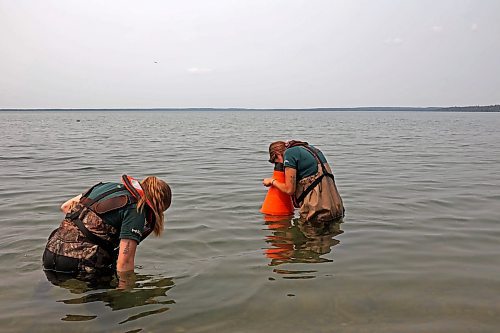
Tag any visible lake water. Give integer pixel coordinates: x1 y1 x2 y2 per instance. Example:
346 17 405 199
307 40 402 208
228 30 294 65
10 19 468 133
0 110 499 333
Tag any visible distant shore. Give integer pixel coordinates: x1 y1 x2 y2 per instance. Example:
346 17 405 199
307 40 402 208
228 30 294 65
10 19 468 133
1 105 499 112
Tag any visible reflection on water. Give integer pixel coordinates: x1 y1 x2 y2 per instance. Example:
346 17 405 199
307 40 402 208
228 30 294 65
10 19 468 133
46 272 175 325
3 111 499 332
263 216 343 278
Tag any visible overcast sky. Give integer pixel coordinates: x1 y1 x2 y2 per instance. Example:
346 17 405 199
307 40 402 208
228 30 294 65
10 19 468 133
1 0 499 109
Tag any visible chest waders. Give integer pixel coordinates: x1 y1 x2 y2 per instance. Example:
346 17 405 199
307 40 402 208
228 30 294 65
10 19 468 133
292 145 345 223
43 184 139 279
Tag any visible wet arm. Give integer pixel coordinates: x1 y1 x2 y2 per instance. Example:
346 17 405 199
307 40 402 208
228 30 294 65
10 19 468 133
116 270 137 290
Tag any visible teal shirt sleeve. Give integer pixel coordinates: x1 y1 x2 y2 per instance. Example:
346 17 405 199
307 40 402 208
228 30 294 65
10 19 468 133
119 205 146 244
284 147 300 169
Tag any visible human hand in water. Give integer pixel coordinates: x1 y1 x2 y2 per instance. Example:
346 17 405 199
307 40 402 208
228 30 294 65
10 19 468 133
117 270 137 290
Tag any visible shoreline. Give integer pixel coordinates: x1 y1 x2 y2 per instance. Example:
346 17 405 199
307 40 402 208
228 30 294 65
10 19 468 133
1 105 499 112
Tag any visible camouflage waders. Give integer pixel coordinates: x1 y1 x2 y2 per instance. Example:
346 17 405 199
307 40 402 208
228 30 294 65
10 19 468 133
43 184 135 279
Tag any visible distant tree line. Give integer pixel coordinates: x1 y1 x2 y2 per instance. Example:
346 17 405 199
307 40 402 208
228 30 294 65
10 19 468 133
438 105 500 112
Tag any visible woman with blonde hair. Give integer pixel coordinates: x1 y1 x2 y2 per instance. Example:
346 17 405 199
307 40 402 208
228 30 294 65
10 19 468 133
43 175 172 284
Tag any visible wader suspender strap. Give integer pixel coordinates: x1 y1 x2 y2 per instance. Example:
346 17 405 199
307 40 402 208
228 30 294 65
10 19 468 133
66 186 128 256
70 216 117 256
294 145 335 205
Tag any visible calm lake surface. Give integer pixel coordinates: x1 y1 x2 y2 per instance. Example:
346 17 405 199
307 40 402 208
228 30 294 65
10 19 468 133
0 110 499 333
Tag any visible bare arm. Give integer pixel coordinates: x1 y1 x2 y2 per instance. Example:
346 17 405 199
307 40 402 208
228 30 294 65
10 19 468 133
60 194 82 213
262 167 297 195
116 239 138 272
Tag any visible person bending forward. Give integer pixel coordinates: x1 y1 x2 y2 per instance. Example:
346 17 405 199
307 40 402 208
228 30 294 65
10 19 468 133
43 175 172 285
263 140 344 222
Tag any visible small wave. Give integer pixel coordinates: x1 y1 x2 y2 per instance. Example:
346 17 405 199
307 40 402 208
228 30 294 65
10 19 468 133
0 156 34 161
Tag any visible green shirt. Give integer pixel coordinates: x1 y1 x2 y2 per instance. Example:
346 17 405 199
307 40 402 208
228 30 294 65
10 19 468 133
284 145 328 180
86 182 146 244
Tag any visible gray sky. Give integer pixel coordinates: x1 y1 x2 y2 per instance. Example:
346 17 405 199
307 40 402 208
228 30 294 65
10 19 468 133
1 0 499 109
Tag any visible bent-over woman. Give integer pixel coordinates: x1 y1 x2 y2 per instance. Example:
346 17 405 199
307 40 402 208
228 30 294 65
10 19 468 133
263 140 344 222
43 175 172 284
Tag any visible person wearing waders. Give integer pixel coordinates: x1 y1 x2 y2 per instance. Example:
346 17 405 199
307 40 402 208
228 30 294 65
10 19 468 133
42 175 172 287
263 141 344 223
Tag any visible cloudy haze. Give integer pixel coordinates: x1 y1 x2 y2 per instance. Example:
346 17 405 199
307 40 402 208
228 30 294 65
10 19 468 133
1 0 499 109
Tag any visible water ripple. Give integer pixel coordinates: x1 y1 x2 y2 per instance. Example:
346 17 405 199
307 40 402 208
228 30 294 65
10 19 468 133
1 111 500 333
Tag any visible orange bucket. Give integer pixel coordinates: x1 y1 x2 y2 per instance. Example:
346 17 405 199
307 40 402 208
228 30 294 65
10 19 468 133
260 165 294 216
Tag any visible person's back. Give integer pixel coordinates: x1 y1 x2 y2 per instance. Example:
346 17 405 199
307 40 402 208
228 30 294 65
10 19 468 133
85 182 147 244
264 141 344 223
284 145 328 180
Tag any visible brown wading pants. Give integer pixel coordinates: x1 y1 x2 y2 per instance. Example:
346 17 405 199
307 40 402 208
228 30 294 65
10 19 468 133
295 163 344 223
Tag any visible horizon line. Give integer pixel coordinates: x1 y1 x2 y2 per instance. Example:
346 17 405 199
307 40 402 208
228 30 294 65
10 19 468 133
1 104 499 111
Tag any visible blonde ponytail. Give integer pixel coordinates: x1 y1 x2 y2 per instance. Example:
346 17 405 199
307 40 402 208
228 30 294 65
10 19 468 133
138 176 172 236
